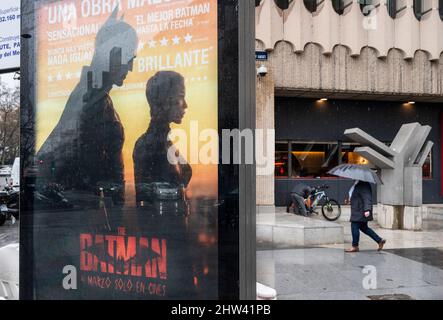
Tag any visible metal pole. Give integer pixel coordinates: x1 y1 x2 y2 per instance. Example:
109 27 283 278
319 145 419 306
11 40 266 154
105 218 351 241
239 0 256 300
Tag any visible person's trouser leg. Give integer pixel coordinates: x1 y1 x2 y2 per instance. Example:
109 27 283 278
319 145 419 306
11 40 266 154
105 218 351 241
286 193 293 213
292 193 307 216
351 222 361 247
359 222 382 244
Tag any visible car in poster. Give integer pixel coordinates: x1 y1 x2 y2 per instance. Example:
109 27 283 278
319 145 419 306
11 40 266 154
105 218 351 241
136 182 183 201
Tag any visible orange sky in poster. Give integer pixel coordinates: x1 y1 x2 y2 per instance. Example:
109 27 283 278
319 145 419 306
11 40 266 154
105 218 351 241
35 0 218 198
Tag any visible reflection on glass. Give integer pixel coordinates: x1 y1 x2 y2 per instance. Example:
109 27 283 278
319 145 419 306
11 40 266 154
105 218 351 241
423 152 432 179
275 152 289 177
291 143 339 178
26 0 220 300
275 143 289 177
341 143 370 166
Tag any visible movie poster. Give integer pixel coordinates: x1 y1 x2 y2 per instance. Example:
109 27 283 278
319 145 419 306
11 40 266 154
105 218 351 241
32 0 218 299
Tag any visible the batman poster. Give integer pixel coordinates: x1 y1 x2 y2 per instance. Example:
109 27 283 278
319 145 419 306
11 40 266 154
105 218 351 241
27 0 219 299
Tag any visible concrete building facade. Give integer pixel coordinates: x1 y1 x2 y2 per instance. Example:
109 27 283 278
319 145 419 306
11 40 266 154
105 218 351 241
255 0 443 214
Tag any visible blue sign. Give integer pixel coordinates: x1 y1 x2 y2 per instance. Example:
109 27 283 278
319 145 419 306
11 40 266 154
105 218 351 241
255 51 267 61
0 0 20 71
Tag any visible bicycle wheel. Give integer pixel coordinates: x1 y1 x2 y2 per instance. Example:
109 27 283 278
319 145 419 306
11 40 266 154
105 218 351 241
321 199 341 221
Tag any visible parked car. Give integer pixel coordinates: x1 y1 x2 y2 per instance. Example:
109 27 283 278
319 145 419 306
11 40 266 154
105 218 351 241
95 181 125 204
33 183 73 211
0 186 19 226
136 182 183 202
152 182 182 200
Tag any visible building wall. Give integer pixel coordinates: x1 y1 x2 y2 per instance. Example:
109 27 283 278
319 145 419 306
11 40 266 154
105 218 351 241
256 0 443 61
274 97 443 205
256 61 276 211
255 0 443 209
258 40 443 99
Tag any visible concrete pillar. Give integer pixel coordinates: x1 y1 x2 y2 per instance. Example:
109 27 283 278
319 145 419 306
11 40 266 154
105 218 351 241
377 204 423 231
256 59 275 214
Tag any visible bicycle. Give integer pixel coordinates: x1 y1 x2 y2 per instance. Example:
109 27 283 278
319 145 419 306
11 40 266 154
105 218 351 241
290 184 341 221
306 185 341 221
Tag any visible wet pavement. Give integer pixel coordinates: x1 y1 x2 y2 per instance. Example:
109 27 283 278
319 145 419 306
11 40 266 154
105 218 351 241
257 247 443 300
257 215 443 300
0 220 19 248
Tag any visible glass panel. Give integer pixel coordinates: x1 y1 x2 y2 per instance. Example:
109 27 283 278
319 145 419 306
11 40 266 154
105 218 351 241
23 0 222 300
387 0 397 18
359 0 379 16
304 0 319 12
423 151 432 179
291 142 339 178
414 0 432 20
275 152 289 177
274 0 294 10
332 0 352 14
341 143 370 166
276 142 289 152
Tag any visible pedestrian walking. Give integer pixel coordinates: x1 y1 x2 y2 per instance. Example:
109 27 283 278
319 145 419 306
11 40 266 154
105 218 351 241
327 164 386 252
344 180 386 252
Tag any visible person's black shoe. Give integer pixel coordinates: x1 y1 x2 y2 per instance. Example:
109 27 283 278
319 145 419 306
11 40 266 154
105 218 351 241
286 206 290 213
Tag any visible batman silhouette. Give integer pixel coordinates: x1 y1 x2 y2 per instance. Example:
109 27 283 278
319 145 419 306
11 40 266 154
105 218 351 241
36 8 138 201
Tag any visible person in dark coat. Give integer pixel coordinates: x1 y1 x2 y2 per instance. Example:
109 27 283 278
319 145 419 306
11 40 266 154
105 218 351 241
286 183 312 216
345 180 386 252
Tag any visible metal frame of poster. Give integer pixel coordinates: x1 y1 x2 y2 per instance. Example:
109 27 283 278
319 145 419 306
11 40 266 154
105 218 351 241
20 0 256 300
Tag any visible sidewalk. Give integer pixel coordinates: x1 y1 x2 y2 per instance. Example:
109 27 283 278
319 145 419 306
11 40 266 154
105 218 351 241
257 207 443 300
0 221 19 300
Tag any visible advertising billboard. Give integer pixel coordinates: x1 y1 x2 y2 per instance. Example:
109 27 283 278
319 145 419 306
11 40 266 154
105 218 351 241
0 0 20 72
21 0 228 299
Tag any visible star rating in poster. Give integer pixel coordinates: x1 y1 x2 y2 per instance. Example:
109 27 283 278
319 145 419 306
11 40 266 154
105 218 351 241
184 33 193 43
139 34 193 50
186 75 209 83
172 35 180 45
148 40 157 48
47 70 82 83
160 37 168 46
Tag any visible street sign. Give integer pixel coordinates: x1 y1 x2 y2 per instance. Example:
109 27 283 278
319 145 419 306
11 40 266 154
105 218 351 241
255 51 268 61
0 0 20 72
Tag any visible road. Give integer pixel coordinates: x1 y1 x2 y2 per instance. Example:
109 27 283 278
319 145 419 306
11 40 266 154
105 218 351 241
0 220 19 248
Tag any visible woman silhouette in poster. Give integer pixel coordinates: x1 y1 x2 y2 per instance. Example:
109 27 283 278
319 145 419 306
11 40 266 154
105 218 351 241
133 71 196 298
133 71 192 206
